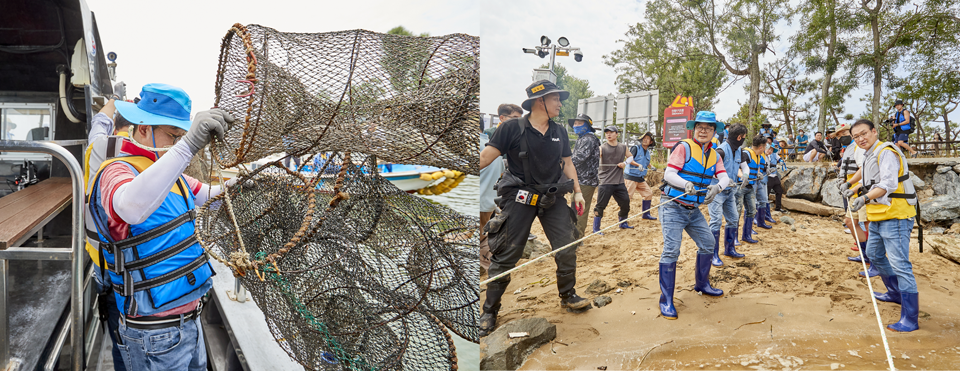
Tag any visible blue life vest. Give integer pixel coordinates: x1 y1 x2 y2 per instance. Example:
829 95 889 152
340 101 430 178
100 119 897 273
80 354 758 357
624 144 651 179
663 139 718 205
895 110 912 132
713 141 741 186
88 155 214 317
758 152 768 184
742 148 763 186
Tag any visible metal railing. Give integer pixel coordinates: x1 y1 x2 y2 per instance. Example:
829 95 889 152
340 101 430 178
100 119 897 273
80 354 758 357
0 140 85 371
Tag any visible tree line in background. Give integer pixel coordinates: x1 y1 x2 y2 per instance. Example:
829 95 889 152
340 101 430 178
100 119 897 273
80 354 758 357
600 0 959 145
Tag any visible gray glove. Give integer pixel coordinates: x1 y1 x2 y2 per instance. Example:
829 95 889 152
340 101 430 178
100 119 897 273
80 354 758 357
850 196 867 212
183 109 235 155
841 187 857 198
703 184 721 204
684 181 697 195
113 81 126 101
838 180 851 192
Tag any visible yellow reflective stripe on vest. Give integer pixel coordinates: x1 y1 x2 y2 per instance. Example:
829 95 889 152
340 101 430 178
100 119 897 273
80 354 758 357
865 147 916 221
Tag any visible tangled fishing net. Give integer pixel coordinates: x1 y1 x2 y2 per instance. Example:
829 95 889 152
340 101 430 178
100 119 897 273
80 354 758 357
195 24 480 371
211 23 479 175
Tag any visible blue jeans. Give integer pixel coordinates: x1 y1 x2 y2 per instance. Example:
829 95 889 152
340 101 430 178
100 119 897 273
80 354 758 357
117 313 207 370
755 180 769 207
736 185 757 219
866 218 918 293
659 196 715 263
708 187 738 231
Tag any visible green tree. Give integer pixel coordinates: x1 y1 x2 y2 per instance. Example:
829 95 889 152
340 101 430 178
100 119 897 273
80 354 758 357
604 19 728 120
758 56 817 138
792 0 860 134
540 63 594 128
634 0 792 127
383 26 431 94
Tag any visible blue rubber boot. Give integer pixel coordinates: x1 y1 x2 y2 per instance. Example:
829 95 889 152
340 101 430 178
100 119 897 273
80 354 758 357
593 216 603 235
642 200 657 220
724 226 744 258
742 217 759 244
764 204 777 224
694 254 724 296
711 229 723 266
874 275 902 304
858 254 879 277
848 241 867 262
887 292 919 332
659 262 678 319
756 207 773 229
619 216 634 229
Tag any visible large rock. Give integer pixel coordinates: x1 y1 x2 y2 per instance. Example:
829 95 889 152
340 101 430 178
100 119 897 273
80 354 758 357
522 238 550 259
926 235 960 266
931 171 959 197
920 195 960 223
937 165 954 174
480 317 557 370
821 179 846 208
585 279 613 296
954 164 960 174
782 166 830 201
909 171 926 188
782 197 842 216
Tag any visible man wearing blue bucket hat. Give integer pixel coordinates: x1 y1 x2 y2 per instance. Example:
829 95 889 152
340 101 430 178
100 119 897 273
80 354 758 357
656 111 730 319
85 83 234 370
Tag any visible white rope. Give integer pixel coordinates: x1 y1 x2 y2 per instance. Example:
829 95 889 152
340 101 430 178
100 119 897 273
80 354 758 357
480 192 690 286
848 206 897 371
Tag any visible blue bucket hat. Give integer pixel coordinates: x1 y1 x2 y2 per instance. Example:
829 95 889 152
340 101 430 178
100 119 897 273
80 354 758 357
114 83 193 131
685 111 725 132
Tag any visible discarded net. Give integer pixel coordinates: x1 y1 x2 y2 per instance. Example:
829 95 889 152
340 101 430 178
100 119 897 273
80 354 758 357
210 23 480 176
197 150 478 369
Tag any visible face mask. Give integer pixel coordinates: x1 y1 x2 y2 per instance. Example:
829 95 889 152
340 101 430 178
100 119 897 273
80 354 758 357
840 135 853 146
573 125 591 136
728 135 744 149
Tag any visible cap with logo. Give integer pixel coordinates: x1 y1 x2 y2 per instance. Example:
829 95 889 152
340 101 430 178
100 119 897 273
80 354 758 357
567 113 596 132
521 80 569 111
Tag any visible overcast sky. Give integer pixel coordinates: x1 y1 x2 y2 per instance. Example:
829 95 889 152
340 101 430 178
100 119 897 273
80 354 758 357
481 0 957 133
87 0 478 114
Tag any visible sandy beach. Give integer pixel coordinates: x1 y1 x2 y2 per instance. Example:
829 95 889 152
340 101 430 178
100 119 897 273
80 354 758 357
481 192 960 370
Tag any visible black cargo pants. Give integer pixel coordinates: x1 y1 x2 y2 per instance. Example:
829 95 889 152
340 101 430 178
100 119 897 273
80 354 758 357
482 187 581 315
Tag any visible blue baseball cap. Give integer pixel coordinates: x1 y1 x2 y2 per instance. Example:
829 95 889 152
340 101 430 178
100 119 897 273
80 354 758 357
114 83 193 131
686 111 725 132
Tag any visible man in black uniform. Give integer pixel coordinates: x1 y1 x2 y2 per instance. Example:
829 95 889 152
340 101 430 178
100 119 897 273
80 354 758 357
479 80 590 336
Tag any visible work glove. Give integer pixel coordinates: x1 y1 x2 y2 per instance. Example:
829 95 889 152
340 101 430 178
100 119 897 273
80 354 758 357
224 177 257 190
113 81 126 101
703 184 721 204
183 109 235 155
684 181 697 195
838 180 851 192
841 187 857 199
573 192 585 215
850 196 867 212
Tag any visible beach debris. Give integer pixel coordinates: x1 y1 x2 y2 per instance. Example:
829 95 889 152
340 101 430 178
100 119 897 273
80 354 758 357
734 318 767 330
781 216 796 225
508 332 529 339
631 311 636 315
593 296 613 308
615 288 623 293
637 340 674 367
598 366 608 370
585 279 614 295
480 318 556 371
831 363 840 370
848 350 861 358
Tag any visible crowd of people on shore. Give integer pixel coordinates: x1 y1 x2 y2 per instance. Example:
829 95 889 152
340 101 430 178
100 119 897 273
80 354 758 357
478 80 922 339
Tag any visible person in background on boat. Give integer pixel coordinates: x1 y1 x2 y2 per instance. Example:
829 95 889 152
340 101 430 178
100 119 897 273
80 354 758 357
568 113 600 236
833 121 878 278
657 111 729 319
847 118 920 332
479 103 523 271
803 131 829 162
592 125 633 234
624 131 658 221
5 122 15 140
478 80 590 337
707 123 749 266
86 84 234 370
